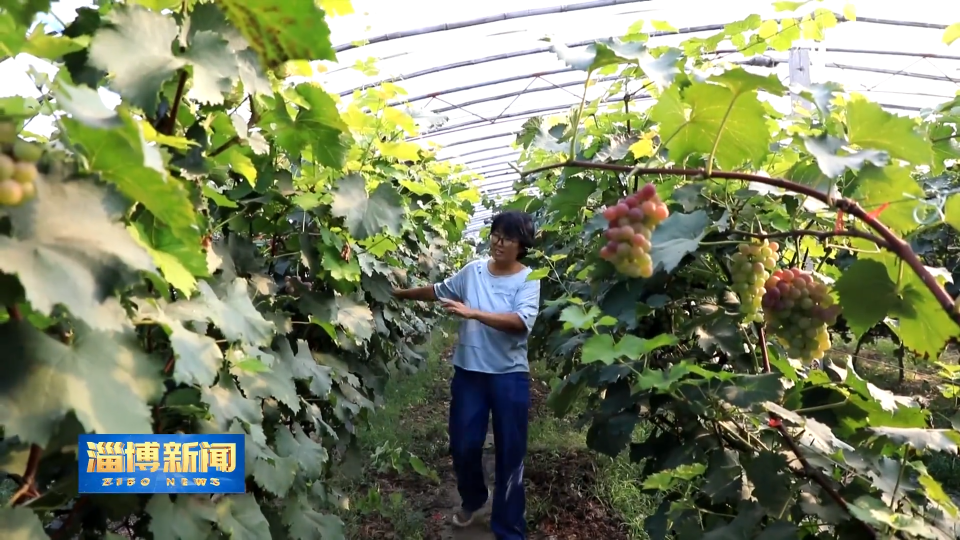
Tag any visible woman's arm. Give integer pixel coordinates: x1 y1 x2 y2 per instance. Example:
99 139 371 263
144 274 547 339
392 286 437 302
439 299 527 334
466 309 527 334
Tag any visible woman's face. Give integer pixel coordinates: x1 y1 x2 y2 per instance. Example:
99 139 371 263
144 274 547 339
489 231 520 263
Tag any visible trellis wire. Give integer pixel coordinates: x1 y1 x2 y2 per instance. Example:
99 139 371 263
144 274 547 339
413 95 633 141
408 60 934 148
336 15 953 97
332 0 653 53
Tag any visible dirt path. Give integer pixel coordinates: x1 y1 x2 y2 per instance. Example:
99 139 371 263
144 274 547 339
345 347 632 539
433 432 498 540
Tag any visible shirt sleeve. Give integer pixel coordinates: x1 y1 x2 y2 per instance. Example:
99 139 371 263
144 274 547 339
434 262 472 302
514 278 541 334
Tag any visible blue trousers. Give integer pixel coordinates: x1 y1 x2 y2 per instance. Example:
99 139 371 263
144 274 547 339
449 366 529 540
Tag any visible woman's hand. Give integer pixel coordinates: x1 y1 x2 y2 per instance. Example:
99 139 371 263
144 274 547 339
440 298 475 319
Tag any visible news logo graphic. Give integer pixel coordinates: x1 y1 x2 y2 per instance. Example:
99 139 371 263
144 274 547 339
78 434 245 494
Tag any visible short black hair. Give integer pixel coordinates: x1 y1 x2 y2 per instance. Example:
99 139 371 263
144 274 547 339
490 210 536 258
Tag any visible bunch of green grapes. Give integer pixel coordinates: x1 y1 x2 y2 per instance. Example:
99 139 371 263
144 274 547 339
730 240 781 322
599 183 670 278
762 268 841 362
0 120 42 208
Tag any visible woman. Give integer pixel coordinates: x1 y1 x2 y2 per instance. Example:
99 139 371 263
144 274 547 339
392 210 540 539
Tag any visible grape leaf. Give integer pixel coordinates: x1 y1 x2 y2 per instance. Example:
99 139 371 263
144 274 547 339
218 0 336 70
213 494 272 540
0 319 163 446
804 135 888 178
86 6 181 112
145 494 217 540
582 333 678 364
128 216 209 297
846 96 934 166
276 424 327 480
277 339 334 398
889 270 959 358
552 39 681 88
945 23 960 45
549 177 596 218
321 245 361 282
331 174 404 240
186 2 272 96
181 31 242 105
333 294 375 342
651 79 769 169
870 428 960 454
230 347 300 413
200 370 263 431
63 112 199 242
852 166 926 235
0 175 155 331
649 210 710 274
88 5 242 110
945 194 960 232
282 493 346 540
833 259 898 337
0 507 48 540
169 279 275 346
266 84 350 169
167 319 224 387
52 78 122 129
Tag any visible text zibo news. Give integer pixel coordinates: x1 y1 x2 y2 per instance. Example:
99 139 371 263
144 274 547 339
78 434 246 494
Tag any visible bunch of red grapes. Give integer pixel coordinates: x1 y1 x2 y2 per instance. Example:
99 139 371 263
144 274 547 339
730 240 781 322
599 184 670 278
762 268 841 362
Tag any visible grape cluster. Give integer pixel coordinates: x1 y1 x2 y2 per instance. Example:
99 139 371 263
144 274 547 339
0 120 41 208
730 240 781 322
762 268 841 362
599 184 670 278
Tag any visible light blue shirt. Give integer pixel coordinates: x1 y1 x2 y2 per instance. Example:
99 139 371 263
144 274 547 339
434 258 541 374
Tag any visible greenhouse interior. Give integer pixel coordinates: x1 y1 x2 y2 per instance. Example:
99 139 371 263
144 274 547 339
6 0 960 237
2 0 960 539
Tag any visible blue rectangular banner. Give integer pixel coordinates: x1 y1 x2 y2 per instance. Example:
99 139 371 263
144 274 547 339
78 434 245 494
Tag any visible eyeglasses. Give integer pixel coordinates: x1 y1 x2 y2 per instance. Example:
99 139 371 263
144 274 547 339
490 233 518 246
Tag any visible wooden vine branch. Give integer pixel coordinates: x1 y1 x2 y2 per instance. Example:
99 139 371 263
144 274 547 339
756 329 882 538
519 160 960 327
770 415 880 539
159 71 188 137
733 229 889 249
8 443 42 506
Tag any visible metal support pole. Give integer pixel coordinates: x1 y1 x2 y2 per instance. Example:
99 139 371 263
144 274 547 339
788 47 813 115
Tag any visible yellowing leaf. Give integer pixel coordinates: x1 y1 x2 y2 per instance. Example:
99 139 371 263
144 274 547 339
383 107 417 135
283 60 314 77
651 20 678 33
319 0 355 17
140 120 196 150
628 138 655 158
375 140 422 162
843 3 856 21
944 23 960 45
758 19 779 39
216 146 257 183
399 178 442 197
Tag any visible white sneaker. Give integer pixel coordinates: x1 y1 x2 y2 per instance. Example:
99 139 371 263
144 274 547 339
451 489 491 528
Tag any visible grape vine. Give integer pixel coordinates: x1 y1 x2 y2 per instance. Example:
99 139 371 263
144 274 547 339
0 2 477 539
510 12 960 540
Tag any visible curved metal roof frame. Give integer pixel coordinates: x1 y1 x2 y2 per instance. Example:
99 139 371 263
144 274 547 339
321 0 960 235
